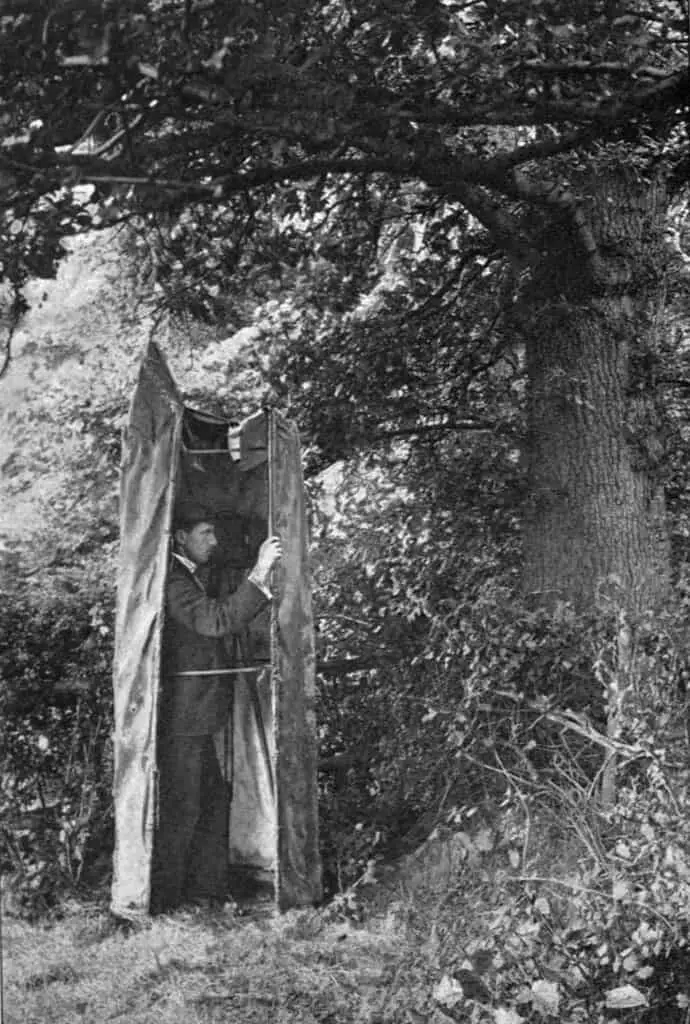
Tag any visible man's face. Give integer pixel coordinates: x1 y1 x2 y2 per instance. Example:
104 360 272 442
178 521 218 566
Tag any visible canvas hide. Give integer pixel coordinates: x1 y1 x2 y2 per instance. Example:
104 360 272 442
111 343 321 916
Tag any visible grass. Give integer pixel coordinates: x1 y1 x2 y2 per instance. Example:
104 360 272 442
2 828 505 1024
2 897 423 1024
6 806 688 1024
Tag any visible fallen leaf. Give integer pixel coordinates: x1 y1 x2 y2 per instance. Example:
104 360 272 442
531 979 560 1017
474 828 495 852
612 879 630 901
494 1008 525 1024
433 975 464 1009
605 984 648 1009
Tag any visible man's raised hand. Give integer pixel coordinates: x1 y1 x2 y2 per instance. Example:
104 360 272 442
254 536 282 577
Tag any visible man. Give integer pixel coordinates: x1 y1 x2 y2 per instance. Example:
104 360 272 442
151 502 281 913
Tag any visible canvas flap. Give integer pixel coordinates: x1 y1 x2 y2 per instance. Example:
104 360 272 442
110 342 182 918
271 411 323 909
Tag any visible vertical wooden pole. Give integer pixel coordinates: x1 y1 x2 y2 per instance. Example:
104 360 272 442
266 405 278 693
266 407 275 538
265 407 280 909
0 871 5 1024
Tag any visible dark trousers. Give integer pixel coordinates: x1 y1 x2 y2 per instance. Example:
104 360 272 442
152 733 229 912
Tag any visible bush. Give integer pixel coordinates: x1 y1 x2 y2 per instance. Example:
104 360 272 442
0 573 114 914
313 470 690 917
423 750 690 1024
314 547 690 1022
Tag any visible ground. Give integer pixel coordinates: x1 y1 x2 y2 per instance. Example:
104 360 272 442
3 895 434 1024
1 829 507 1024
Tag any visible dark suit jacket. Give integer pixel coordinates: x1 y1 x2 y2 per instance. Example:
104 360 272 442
160 558 268 736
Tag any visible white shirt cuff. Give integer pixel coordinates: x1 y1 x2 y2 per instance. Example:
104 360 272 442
247 568 272 600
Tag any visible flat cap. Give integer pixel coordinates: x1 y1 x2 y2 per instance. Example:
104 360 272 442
172 499 215 532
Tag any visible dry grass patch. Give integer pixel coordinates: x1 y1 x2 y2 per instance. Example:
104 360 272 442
3 903 409 1024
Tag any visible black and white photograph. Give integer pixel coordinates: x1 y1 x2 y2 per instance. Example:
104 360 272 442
0 2 689 1021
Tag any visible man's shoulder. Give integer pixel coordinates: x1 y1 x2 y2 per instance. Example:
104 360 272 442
168 558 191 582
167 558 200 596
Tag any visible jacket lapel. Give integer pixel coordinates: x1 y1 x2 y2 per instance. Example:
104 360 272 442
172 555 207 594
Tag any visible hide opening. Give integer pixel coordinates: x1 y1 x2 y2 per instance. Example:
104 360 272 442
111 342 321 917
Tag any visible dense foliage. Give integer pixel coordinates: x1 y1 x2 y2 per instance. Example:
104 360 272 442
5 437 690 1020
1 4 690 1018
0 575 114 912
311 447 690 1024
0 0 687 328
1 1 689 615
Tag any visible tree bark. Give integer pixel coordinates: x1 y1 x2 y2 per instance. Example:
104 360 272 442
521 170 670 614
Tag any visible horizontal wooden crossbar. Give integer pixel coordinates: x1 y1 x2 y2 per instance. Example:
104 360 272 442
173 658 378 679
174 666 266 677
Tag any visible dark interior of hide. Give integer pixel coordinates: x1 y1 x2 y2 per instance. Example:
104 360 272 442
161 407 276 897
177 408 270 659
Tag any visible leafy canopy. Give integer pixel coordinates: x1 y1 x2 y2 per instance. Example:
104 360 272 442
0 0 687 326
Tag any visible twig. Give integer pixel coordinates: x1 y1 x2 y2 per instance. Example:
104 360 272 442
370 419 496 441
0 320 15 380
541 707 643 760
509 876 675 930
0 285 25 381
317 613 374 629
89 113 145 160
69 109 106 155
494 746 532 868
520 60 671 79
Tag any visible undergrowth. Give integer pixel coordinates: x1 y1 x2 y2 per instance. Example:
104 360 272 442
3 563 690 1022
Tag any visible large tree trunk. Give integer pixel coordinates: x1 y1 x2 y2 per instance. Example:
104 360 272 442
521 172 670 614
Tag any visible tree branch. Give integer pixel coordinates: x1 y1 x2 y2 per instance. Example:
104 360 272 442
493 128 597 173
520 60 671 80
421 176 535 264
408 244 498 321
658 378 690 390
508 173 632 288
76 152 486 202
93 112 145 159
374 64 688 134
370 419 496 442
520 65 689 126
510 175 595 245
0 296 22 381
81 157 413 198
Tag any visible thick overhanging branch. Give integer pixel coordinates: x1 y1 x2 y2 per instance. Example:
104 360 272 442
658 378 690 391
0 33 684 210
376 65 689 133
10 148 509 207
4 37 684 151
508 172 633 288
521 64 689 127
0 126 562 209
0 151 413 207
83 155 420 197
421 174 535 265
